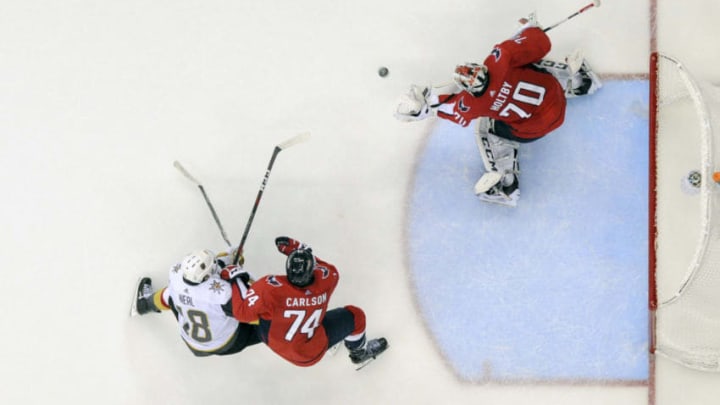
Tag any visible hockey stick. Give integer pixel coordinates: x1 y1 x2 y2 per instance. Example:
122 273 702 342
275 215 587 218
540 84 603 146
232 132 311 264
173 160 232 247
543 0 601 32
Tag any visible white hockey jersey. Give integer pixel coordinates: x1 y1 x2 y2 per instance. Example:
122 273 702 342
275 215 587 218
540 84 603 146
162 262 240 353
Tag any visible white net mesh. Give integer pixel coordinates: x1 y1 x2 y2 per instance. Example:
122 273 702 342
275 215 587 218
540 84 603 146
654 53 720 371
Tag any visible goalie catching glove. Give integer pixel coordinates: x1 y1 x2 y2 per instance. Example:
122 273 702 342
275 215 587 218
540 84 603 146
394 85 433 122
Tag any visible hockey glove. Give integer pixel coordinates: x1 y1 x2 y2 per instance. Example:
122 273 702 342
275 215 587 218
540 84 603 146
220 265 253 286
275 236 310 256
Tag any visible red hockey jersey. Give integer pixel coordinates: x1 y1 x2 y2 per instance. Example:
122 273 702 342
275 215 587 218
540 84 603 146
231 258 339 367
437 27 566 140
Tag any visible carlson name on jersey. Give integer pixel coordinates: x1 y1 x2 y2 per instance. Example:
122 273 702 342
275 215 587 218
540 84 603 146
286 293 328 307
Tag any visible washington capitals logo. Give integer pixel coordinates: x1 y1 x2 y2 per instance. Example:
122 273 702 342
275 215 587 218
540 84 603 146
267 275 282 287
458 99 470 112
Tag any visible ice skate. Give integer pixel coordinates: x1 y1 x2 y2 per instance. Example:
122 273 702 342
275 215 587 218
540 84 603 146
477 175 519 207
130 277 160 316
349 337 389 370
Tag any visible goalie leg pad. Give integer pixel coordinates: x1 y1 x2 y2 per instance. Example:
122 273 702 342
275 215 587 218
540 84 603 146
535 50 602 98
474 171 503 195
565 49 602 96
474 118 520 194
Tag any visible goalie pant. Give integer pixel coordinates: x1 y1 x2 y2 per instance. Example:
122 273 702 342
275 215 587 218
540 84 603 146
435 26 567 143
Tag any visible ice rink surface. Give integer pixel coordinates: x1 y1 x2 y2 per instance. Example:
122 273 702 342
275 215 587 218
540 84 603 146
0 1 719 404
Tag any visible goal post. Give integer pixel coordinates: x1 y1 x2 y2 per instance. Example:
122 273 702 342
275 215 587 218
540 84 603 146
650 51 720 371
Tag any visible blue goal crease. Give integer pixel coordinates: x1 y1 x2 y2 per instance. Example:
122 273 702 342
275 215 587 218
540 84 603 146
407 80 650 382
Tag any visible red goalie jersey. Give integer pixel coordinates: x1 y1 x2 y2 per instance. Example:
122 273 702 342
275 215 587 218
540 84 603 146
231 258 339 367
436 27 566 141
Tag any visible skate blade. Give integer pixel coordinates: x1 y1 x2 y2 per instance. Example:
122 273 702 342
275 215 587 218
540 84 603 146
483 199 518 208
355 355 383 371
355 358 375 371
477 191 519 208
129 277 144 317
354 346 389 371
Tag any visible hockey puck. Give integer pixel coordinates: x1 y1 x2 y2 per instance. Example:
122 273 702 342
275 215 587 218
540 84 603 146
378 67 389 78
688 170 701 188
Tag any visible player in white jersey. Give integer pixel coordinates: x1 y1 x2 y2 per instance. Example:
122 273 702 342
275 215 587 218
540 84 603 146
133 249 261 357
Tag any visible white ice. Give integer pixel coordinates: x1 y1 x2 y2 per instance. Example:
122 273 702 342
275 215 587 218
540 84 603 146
0 1 718 404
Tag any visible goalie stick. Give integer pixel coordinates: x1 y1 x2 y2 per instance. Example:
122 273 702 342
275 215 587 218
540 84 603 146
232 132 311 265
173 160 232 247
543 0 601 32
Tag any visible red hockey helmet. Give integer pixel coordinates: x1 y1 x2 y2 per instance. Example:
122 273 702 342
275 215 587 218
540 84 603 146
454 63 489 97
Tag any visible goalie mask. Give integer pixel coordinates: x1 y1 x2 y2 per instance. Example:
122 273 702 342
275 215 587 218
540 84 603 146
181 249 216 285
286 249 315 288
454 63 489 97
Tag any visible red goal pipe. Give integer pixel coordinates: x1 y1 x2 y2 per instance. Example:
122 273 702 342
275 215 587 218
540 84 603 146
648 52 658 355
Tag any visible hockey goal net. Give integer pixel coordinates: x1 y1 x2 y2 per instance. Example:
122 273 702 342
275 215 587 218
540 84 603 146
650 51 720 371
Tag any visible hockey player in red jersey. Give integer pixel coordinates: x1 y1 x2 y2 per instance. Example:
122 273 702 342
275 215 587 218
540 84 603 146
395 13 601 207
230 236 388 368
